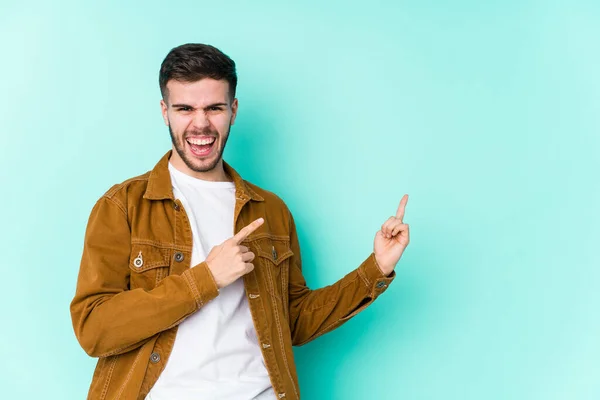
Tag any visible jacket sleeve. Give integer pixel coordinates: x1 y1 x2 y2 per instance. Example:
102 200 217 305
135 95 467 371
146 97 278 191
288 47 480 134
286 208 396 346
70 196 219 358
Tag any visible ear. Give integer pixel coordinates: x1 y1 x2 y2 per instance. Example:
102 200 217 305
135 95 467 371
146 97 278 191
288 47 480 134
160 99 169 126
230 98 239 126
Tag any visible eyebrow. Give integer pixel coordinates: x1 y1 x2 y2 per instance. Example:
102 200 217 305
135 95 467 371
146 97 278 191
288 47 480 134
171 103 229 109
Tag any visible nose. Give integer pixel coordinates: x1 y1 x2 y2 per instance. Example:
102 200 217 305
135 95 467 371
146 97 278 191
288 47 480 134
192 111 211 130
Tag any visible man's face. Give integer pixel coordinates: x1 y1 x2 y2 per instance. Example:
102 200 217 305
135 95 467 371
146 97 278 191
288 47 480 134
160 78 238 174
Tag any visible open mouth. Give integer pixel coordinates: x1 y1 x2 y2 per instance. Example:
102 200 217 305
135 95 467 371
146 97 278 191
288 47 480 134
186 136 217 157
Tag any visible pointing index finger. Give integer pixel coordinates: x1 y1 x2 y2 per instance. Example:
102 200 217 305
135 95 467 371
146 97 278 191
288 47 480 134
395 194 409 221
232 217 264 244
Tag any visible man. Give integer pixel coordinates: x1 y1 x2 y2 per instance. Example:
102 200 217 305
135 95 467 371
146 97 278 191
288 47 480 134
70 43 410 400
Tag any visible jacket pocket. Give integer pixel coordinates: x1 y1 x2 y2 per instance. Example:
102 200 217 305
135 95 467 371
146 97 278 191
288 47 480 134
251 235 293 298
128 242 171 290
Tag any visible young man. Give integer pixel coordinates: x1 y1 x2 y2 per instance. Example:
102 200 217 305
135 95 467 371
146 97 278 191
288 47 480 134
70 43 410 400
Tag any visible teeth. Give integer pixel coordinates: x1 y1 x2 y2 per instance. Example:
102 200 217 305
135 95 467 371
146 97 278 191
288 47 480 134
188 137 215 145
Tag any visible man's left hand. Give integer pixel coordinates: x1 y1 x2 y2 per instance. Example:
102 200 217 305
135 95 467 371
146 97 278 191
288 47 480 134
373 194 410 276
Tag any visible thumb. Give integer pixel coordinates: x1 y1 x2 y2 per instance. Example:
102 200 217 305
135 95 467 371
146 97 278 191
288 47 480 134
207 242 224 259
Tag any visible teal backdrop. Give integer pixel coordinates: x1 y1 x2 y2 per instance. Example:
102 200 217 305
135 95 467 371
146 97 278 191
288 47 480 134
1 1 599 399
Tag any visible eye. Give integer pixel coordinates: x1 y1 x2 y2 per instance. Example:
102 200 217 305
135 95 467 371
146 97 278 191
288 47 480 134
209 106 223 111
177 106 192 112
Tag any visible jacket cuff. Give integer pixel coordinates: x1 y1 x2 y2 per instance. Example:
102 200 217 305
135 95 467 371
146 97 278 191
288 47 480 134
181 261 220 310
357 252 396 298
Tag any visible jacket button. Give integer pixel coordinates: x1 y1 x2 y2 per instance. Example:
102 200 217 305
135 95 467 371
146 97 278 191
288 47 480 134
133 251 143 268
271 246 277 261
376 281 387 289
150 352 161 363
173 202 180 211
174 252 184 262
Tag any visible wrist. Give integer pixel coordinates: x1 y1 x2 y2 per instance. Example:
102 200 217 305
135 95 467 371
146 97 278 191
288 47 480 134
374 255 393 276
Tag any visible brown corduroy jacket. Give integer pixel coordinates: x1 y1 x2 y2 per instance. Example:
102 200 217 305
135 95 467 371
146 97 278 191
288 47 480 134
70 150 396 399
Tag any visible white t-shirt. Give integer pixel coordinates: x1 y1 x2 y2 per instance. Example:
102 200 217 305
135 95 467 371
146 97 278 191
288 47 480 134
146 162 275 400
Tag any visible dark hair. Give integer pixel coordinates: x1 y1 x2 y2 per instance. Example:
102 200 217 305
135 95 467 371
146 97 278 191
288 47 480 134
159 43 237 102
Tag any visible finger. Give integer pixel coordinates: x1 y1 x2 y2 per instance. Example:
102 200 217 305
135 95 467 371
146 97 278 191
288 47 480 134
238 245 249 253
395 194 409 221
391 223 409 237
232 218 264 244
244 262 255 273
241 251 255 262
381 217 396 237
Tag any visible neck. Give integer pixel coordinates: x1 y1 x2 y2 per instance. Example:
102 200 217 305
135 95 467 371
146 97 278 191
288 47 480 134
169 154 232 182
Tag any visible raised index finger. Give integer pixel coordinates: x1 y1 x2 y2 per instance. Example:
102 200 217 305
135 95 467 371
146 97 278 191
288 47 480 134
232 217 264 244
395 194 409 221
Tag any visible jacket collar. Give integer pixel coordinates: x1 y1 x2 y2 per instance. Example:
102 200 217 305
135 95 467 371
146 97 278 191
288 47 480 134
143 150 264 202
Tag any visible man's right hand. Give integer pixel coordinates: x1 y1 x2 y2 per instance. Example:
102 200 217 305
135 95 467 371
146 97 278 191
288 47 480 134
205 217 264 289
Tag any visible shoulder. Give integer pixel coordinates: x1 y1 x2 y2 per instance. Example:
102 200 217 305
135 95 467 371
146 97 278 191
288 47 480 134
98 171 152 208
243 180 294 224
246 180 289 207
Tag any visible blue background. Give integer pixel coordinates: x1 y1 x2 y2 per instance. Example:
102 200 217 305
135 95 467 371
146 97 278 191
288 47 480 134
1 1 599 399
